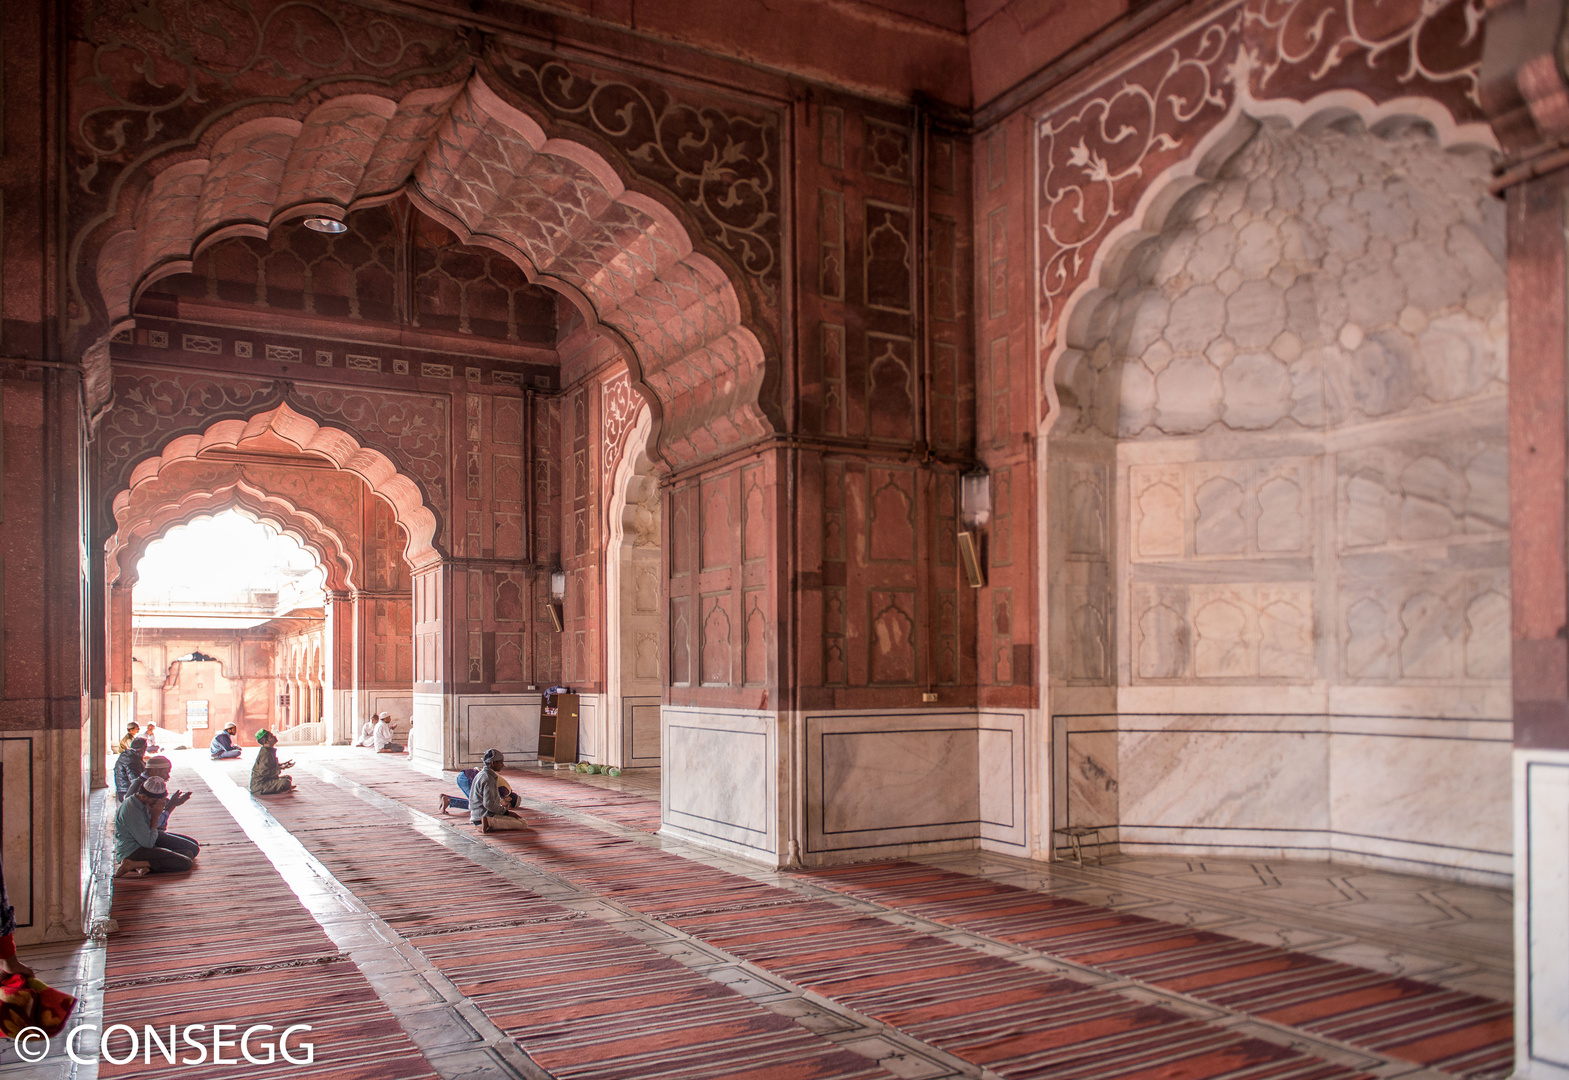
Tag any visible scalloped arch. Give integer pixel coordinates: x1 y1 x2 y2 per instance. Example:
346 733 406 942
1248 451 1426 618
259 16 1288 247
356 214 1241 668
108 482 357 592
111 402 439 571
92 74 769 468
1043 92 1501 431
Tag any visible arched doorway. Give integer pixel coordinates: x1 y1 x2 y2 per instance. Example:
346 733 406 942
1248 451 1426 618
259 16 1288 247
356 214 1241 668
103 405 424 758
82 66 771 847
121 510 328 753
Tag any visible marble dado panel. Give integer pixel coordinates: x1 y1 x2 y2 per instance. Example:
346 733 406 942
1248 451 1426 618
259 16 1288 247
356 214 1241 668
1054 712 1511 884
805 711 1026 859
663 708 777 861
622 696 661 768
571 695 602 764
457 694 543 768
10 731 84 943
1517 750 1569 1078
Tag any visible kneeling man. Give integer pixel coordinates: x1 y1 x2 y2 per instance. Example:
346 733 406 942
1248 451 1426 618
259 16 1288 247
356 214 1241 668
470 749 527 832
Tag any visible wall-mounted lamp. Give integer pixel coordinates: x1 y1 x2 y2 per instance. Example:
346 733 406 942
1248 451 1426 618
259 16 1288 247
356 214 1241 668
960 470 991 529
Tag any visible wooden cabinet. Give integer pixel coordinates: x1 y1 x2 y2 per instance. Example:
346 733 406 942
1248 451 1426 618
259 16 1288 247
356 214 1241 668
538 692 579 764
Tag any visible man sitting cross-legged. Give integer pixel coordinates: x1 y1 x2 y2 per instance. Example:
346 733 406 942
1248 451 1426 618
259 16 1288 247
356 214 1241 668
128 756 198 857
209 722 241 759
113 776 198 876
250 729 296 795
469 749 527 832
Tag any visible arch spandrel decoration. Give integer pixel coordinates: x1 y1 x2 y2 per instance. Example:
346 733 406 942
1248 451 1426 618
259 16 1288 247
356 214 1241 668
1033 0 1493 425
109 402 440 571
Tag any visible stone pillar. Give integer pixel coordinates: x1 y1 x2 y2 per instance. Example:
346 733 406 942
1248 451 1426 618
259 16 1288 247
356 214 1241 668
1483 3 1569 1073
325 591 354 744
410 563 453 771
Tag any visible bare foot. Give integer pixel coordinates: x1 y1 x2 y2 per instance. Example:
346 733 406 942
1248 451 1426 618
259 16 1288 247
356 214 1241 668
114 860 150 878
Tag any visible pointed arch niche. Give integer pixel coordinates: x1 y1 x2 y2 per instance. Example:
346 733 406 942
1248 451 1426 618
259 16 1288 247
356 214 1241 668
1042 96 1512 885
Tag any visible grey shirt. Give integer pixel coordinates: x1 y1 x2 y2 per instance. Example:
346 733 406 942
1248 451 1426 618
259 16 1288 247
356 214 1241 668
469 765 506 823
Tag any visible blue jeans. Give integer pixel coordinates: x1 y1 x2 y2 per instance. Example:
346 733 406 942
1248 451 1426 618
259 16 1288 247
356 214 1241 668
211 749 241 759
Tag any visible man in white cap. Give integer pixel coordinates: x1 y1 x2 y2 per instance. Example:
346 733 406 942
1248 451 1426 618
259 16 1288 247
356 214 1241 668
113 775 198 875
372 711 401 753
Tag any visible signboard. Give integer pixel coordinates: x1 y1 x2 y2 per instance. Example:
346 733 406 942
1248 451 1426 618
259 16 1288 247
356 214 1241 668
186 700 209 729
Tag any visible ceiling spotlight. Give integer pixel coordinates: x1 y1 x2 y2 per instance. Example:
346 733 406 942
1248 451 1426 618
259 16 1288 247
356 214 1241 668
303 217 347 234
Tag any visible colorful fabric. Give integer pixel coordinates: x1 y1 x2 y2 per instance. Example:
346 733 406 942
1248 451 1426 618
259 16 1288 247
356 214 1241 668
0 972 76 1038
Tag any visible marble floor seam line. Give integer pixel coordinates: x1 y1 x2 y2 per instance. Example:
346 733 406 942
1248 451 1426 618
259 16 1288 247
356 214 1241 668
300 760 1005 1080
308 759 1468 1080
189 757 553 1080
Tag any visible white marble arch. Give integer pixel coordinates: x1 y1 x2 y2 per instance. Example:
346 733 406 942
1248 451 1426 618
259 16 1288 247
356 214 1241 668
1043 92 1511 887
603 406 662 771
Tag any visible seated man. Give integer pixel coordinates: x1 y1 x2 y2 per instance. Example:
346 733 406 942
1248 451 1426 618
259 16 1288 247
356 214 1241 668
250 729 295 795
113 737 146 802
208 722 241 759
116 722 141 754
354 718 376 747
469 749 527 832
114 776 198 876
142 723 163 753
439 766 518 814
372 712 402 754
128 760 197 855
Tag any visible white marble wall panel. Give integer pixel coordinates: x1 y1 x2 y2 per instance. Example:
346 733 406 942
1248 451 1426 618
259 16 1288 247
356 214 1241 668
2 738 33 929
457 694 542 766
1065 728 1119 828
1518 750 1569 1079
806 711 1003 858
1119 727 1329 831
1330 733 1510 872
623 696 661 767
368 691 413 725
663 707 776 860
979 712 1027 851
9 730 85 943
410 692 446 772
1053 707 1512 883
574 694 602 763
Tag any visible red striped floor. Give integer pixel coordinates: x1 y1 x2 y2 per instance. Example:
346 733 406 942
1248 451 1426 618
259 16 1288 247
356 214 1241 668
255 787 893 1080
801 862 1513 1080
303 762 1375 1080
100 784 438 1080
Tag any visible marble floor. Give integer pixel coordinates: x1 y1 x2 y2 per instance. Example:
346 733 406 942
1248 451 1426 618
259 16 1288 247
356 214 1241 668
528 762 1512 1001
0 751 1514 1079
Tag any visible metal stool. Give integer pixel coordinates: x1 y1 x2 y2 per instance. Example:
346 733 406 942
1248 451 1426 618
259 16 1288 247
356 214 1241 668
1053 824 1105 867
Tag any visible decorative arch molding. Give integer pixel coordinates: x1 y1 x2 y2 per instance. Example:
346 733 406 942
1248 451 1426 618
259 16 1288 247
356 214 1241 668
110 401 440 571
107 482 358 593
1032 0 1495 425
88 71 772 469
